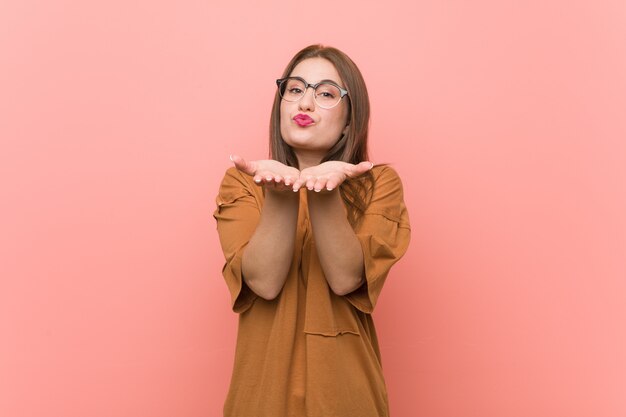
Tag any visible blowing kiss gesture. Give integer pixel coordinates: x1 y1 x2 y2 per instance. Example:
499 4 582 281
229 154 374 193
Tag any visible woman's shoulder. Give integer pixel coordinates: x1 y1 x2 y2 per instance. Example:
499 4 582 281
370 164 404 188
366 164 409 225
216 167 257 201
220 166 255 187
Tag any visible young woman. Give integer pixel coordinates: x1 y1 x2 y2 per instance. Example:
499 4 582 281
213 44 411 417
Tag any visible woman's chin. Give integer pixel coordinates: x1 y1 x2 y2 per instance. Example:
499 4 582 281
283 134 335 153
288 144 331 158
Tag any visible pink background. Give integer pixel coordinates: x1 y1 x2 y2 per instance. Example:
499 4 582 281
1 0 625 416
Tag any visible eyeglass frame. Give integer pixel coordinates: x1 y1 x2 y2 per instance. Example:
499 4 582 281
275 76 349 109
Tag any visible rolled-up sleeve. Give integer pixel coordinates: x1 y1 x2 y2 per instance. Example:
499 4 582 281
213 167 261 314
344 166 411 314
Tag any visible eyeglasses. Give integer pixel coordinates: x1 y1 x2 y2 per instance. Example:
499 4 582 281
276 77 349 109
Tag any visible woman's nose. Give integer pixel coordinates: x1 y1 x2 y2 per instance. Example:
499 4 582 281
298 87 316 111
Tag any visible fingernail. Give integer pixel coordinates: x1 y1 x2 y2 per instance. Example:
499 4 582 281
254 178 261 183
229 154 234 161
314 189 321 192
326 187 333 191
266 176 272 181
369 162 374 169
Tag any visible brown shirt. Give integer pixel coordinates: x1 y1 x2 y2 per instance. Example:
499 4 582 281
213 165 411 417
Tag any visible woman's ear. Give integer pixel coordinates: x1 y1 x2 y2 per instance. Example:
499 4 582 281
342 124 350 135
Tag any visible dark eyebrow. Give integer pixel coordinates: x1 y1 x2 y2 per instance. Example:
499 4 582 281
318 78 342 86
290 76 343 87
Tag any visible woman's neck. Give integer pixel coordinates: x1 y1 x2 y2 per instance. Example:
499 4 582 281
295 151 323 170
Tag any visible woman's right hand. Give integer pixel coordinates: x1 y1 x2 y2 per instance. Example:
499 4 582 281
230 154 300 193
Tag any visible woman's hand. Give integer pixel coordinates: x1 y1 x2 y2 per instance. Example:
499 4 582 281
230 154 300 193
292 161 374 192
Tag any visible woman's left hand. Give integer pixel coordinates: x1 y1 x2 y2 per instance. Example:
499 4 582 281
292 161 374 192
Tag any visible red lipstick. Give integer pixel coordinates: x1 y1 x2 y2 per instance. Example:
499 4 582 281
293 114 314 127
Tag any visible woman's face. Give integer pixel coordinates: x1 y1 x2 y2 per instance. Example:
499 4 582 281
280 57 350 167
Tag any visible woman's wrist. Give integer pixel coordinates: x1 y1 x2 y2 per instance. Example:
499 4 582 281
306 187 344 209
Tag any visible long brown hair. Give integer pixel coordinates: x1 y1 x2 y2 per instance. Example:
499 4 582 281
269 44 374 226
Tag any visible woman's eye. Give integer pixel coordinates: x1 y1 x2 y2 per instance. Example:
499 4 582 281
288 88 303 94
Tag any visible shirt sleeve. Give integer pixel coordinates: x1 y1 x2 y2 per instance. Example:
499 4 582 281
344 166 411 314
212 167 261 314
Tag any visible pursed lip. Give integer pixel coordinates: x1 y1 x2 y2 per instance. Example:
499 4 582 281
293 114 314 126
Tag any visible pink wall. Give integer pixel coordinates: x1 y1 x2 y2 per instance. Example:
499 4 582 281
1 0 625 416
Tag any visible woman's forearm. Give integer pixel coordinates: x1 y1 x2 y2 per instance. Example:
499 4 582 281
307 190 364 296
241 190 299 300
